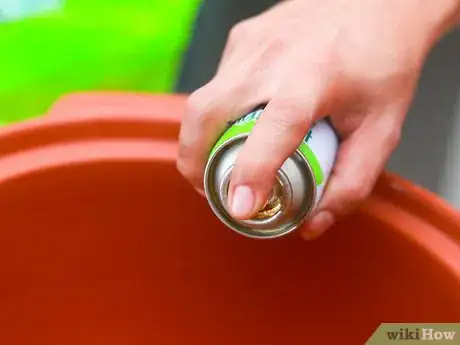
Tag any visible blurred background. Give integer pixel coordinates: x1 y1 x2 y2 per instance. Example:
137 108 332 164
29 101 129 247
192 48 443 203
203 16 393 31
1 0 460 208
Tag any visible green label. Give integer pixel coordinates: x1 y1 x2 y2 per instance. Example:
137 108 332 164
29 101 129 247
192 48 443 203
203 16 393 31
209 109 324 185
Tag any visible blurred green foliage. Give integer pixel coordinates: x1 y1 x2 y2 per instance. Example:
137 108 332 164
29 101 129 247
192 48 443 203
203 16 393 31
0 0 201 123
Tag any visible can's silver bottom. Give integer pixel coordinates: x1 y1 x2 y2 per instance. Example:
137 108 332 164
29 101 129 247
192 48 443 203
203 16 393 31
204 135 316 239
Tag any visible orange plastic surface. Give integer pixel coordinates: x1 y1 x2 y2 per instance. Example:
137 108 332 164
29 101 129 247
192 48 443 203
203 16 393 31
0 92 458 345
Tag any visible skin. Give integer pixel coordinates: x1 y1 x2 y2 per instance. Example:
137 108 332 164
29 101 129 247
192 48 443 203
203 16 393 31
177 0 460 240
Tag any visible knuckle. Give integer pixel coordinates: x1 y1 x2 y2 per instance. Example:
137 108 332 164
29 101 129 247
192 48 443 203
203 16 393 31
176 157 202 185
176 158 185 173
268 112 292 133
341 180 373 206
267 101 310 135
177 139 192 161
258 36 288 61
228 21 250 42
176 158 190 178
186 89 210 117
386 127 401 150
273 115 305 139
228 26 242 44
185 90 217 130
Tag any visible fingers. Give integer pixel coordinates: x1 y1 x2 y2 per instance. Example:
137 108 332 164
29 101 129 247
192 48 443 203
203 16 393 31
301 109 403 240
177 81 258 192
227 95 329 220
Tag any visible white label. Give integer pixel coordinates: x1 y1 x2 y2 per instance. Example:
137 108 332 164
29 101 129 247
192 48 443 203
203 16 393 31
308 120 339 206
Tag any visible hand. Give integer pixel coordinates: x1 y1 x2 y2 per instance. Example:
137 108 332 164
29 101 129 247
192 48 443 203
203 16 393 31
177 0 460 239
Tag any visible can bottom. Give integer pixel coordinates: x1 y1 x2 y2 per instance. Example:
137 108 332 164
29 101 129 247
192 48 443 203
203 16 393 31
204 136 316 239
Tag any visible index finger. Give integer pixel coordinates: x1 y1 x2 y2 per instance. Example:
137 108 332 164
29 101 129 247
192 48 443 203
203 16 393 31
227 92 331 220
177 82 258 191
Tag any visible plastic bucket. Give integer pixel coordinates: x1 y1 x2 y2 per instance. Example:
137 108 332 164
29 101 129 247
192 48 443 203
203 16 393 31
0 92 459 345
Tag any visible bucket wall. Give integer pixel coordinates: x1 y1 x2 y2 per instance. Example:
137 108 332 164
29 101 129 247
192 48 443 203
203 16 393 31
0 93 459 345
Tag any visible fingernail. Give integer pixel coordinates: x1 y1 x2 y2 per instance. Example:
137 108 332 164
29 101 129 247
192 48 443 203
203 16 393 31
301 211 334 240
230 185 255 219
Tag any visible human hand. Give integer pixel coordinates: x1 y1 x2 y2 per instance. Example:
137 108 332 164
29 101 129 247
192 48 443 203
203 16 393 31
177 0 460 239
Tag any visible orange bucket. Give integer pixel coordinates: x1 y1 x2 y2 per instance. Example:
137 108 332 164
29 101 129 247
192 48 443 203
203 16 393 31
0 93 459 345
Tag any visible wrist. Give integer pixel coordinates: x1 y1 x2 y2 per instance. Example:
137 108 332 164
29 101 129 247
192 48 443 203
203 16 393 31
380 0 460 67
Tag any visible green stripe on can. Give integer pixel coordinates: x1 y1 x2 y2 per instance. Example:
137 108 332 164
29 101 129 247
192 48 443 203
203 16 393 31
297 141 324 185
209 109 324 186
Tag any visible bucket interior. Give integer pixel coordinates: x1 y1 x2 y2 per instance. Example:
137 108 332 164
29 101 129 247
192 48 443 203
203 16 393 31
0 159 459 345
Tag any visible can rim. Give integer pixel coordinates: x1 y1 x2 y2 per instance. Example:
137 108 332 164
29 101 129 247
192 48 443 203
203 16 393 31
204 133 317 239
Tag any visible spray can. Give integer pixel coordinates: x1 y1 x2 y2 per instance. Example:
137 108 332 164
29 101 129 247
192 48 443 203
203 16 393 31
204 106 339 239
